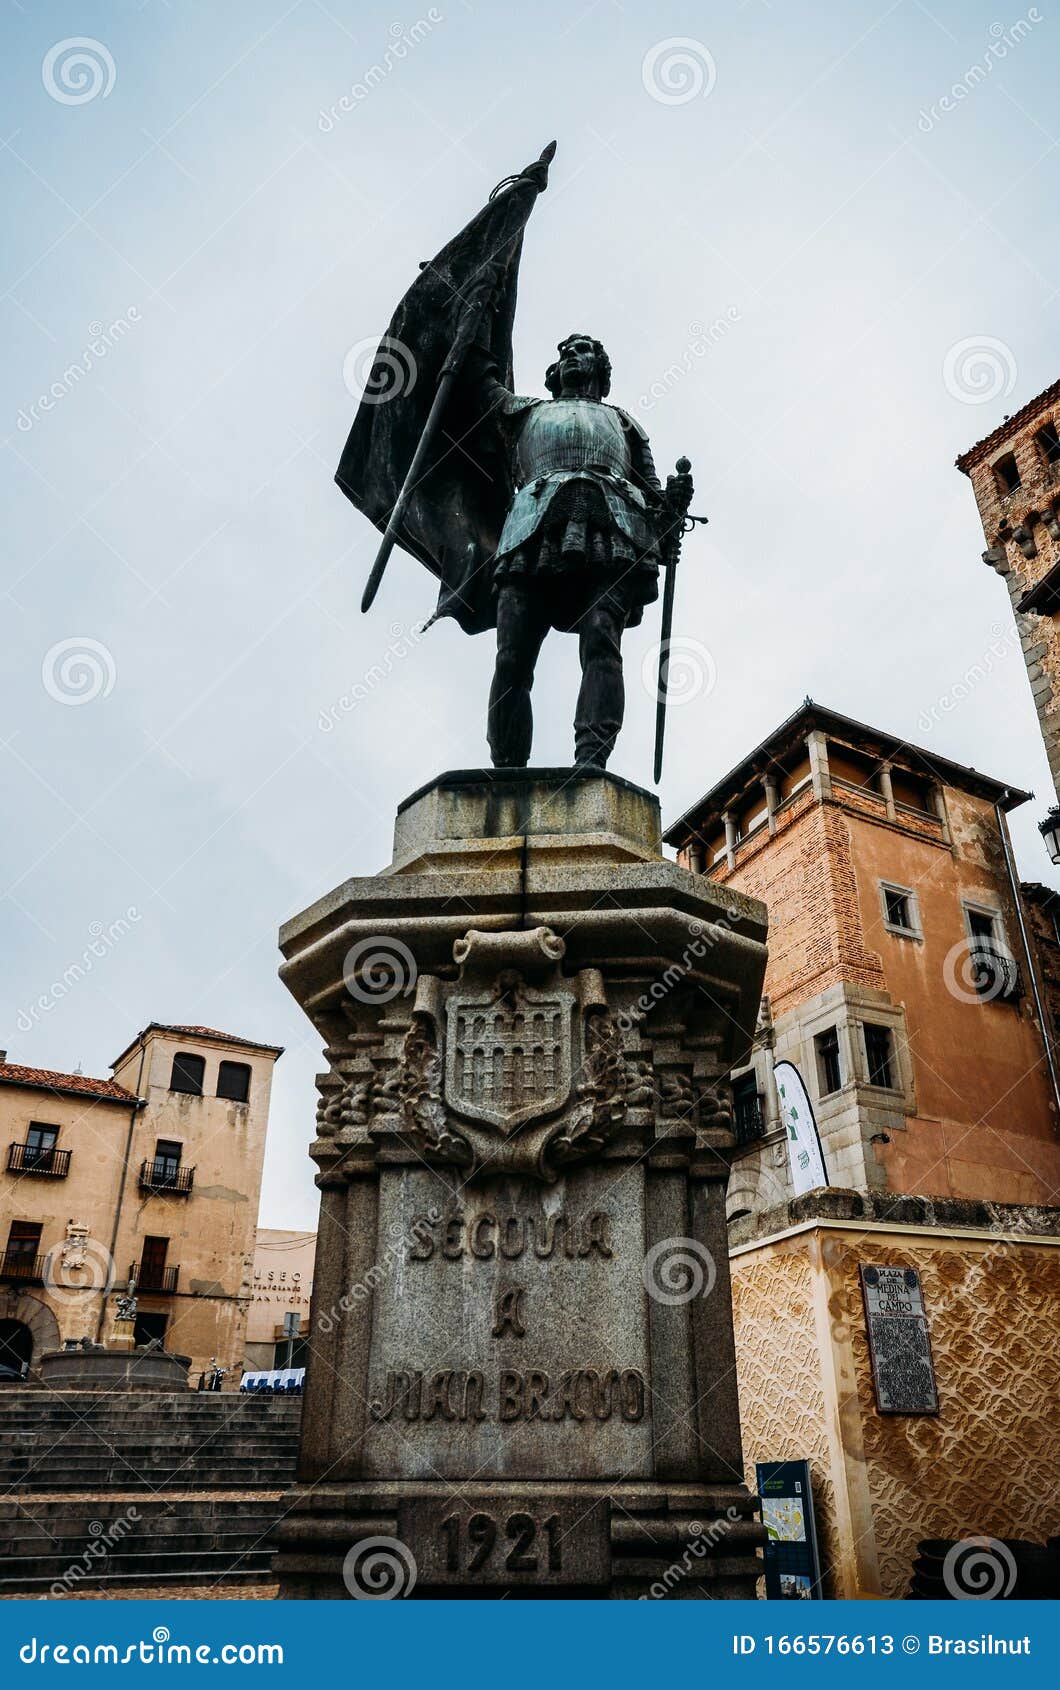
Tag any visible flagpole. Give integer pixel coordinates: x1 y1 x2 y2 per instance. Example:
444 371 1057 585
360 371 458 614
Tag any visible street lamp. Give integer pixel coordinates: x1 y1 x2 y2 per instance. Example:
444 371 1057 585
1039 805 1060 866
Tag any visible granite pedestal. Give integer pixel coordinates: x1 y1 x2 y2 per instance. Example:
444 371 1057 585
274 768 768 1598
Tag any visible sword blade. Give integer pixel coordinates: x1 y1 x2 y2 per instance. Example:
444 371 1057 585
653 556 678 783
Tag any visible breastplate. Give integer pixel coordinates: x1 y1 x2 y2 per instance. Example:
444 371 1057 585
516 400 632 484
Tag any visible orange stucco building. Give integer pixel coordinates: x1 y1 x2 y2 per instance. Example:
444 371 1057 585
665 701 1060 1596
666 699 1060 1214
0 1023 281 1383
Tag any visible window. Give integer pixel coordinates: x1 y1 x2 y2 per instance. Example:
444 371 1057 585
4 1221 42 1271
170 1052 205 1095
217 1060 251 1103
880 882 919 938
967 908 997 944
731 1072 765 1145
964 906 1021 1001
863 1023 895 1089
994 453 1021 494
273 1335 309 1369
133 1311 168 1350
152 1140 182 1185
24 1123 58 1169
814 1027 842 1096
1037 421 1060 467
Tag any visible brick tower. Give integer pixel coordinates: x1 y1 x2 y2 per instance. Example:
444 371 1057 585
957 379 1060 799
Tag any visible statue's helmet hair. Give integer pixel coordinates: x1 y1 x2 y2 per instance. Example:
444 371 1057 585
545 333 612 399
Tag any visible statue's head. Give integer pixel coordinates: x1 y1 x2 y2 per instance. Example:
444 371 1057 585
545 333 612 401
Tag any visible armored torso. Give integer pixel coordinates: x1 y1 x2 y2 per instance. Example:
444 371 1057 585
515 399 632 485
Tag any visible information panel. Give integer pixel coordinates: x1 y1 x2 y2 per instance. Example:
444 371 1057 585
756 1459 823 1600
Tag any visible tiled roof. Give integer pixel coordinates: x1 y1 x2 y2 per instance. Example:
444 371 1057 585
0 1061 137 1105
955 377 1060 473
110 1022 284 1069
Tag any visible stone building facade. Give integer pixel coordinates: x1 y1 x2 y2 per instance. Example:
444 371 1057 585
245 1227 315 1371
664 701 1060 1596
0 1023 281 1383
957 377 1060 798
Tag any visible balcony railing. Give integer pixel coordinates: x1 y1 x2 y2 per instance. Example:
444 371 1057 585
732 1092 767 1148
132 1262 179 1294
969 944 1023 1003
0 1251 45 1285
138 1160 194 1194
7 1142 71 1178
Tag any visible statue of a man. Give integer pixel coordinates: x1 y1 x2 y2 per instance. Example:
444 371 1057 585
336 144 694 775
467 330 680 768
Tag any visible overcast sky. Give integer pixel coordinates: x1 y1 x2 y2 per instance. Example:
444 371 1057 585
3 0 1059 1228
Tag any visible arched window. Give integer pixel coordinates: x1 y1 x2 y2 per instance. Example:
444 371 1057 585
170 1052 205 1096
217 1060 251 1103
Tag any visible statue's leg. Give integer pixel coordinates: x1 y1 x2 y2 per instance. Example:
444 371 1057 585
574 592 625 768
488 584 549 767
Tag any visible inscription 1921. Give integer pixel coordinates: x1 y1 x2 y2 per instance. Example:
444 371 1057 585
369 1366 646 1423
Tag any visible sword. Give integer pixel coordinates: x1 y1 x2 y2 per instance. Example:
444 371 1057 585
652 456 707 784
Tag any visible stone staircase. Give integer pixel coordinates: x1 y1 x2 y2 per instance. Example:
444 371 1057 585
0 1390 302 1592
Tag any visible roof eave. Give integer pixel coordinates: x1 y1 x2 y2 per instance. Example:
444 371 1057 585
663 700 1030 844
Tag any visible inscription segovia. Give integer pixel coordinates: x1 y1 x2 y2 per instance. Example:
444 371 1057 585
408 1208 613 1261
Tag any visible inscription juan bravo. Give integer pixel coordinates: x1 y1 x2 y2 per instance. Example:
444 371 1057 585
370 1367 646 1423
409 1208 613 1260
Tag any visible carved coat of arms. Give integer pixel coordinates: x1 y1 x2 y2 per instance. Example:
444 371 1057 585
388 927 636 1182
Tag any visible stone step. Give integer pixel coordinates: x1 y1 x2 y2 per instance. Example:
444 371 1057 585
1 1468 298 1492
1 1551 276 1589
0 1497 283 1591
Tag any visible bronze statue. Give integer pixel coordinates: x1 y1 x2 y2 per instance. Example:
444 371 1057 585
337 143 702 776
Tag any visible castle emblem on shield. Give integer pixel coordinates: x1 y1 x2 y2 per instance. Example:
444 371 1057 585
444 974 575 1133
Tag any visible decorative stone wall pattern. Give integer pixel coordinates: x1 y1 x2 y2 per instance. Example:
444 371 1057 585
733 1220 1060 1600
730 1240 844 1597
